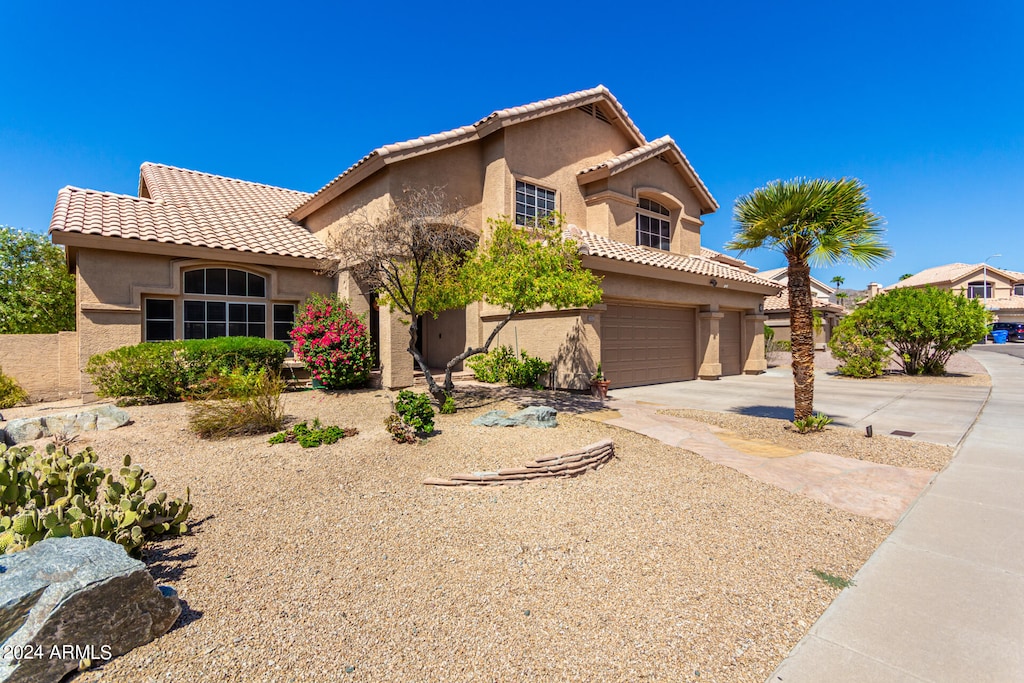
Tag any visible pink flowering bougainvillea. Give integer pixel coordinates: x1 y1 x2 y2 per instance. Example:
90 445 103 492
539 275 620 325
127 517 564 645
289 294 373 389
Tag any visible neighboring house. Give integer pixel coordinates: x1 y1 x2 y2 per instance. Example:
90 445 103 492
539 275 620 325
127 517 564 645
871 263 1024 322
46 86 782 395
758 267 844 347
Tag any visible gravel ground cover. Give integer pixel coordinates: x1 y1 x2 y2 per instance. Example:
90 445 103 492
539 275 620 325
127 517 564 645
769 349 990 386
1 386 894 683
657 408 954 471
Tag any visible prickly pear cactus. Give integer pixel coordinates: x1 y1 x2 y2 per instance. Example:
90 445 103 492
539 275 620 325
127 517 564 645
0 443 191 556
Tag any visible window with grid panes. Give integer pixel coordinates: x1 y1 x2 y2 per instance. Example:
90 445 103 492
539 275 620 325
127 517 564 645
144 299 175 341
636 197 671 250
515 181 556 226
182 268 268 339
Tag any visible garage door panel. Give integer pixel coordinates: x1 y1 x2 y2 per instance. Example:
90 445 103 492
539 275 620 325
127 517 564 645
602 305 695 388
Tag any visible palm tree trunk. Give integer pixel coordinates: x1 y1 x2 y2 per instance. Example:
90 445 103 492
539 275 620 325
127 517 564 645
787 258 815 421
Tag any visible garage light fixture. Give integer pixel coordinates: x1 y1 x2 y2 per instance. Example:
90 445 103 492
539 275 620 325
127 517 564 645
710 278 718 287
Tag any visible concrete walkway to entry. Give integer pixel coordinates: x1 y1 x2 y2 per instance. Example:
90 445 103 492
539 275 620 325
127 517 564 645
768 349 1024 681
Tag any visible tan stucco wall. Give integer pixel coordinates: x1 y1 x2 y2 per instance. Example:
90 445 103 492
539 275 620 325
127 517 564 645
73 247 333 395
480 310 600 390
0 332 80 401
946 271 1021 298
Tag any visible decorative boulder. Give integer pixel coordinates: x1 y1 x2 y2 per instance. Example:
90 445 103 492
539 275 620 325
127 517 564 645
471 405 558 428
0 537 180 683
3 405 129 444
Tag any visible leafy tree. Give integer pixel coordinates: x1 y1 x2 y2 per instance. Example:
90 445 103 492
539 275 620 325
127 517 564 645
727 178 890 420
0 227 76 333
841 286 990 375
899 273 914 281
327 190 602 403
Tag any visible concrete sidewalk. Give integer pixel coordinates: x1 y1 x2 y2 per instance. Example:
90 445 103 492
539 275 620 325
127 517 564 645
612 368 990 446
768 350 1024 682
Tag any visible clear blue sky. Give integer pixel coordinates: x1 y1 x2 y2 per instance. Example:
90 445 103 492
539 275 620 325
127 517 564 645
3 1 1022 289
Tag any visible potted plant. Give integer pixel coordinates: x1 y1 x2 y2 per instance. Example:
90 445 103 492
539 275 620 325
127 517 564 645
590 363 611 400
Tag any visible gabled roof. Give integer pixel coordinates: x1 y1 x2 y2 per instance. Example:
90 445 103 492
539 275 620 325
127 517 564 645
757 266 835 294
576 135 718 213
566 227 782 289
886 262 1024 291
762 287 845 313
49 163 325 260
289 86 649 221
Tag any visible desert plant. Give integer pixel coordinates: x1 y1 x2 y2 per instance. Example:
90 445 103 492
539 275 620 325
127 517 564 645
829 322 890 377
763 326 784 366
394 390 435 435
268 418 358 448
466 345 550 388
439 395 457 415
187 371 285 439
384 413 417 444
792 412 834 434
467 345 517 383
811 568 854 589
0 444 191 556
0 366 29 409
290 294 373 389
86 337 288 404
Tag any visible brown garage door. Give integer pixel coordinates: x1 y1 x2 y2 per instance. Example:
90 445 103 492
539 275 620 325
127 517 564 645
720 310 742 376
602 304 696 388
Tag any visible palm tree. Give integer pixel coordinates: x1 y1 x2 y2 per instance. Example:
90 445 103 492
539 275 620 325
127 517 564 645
728 178 891 421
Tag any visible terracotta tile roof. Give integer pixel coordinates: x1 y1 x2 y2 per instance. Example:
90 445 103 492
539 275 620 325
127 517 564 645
762 287 844 313
978 295 1024 311
886 262 1024 290
290 85 649 220
49 164 326 259
696 246 757 272
577 136 717 212
566 227 782 289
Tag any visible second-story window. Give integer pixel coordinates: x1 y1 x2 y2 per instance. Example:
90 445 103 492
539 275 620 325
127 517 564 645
515 180 556 227
636 197 671 251
1014 284 1024 296
966 281 993 299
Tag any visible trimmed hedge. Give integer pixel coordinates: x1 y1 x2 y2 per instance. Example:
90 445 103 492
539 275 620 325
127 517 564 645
85 337 289 404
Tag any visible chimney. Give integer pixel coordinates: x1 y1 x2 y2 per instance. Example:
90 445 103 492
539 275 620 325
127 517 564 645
867 282 881 298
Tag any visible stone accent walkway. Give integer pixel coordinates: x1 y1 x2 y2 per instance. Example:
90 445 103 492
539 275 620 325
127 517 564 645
599 400 935 523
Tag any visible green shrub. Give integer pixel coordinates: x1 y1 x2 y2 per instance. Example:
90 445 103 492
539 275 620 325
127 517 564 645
0 366 29 409
466 345 550 388
467 345 517 383
187 371 285 439
439 395 457 415
86 337 289 404
268 418 358 448
777 340 792 352
829 324 890 378
792 412 834 434
0 445 191 556
395 390 435 434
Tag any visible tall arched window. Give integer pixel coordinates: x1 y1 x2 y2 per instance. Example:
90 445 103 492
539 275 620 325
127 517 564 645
636 197 671 251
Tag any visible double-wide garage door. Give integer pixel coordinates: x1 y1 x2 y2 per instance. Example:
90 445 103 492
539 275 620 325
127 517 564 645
602 304 696 388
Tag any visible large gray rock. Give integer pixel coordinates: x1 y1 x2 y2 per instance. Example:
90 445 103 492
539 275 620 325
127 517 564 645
471 405 558 428
3 405 129 444
0 537 180 683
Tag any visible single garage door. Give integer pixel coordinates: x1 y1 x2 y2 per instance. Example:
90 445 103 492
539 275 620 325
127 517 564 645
602 304 696 388
720 310 742 376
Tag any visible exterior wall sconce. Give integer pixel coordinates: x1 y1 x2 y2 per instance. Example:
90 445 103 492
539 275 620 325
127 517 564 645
710 278 718 287
758 303 764 313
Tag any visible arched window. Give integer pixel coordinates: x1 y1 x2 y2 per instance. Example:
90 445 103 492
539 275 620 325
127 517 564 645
636 197 671 250
143 267 295 344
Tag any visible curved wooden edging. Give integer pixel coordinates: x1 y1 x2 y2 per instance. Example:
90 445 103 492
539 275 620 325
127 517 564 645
423 439 615 487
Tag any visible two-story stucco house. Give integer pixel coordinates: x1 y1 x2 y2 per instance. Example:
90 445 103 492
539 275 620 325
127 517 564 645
872 263 1024 322
47 86 782 395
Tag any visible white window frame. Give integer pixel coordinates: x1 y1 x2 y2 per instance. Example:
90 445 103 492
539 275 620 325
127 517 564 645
515 180 556 227
966 281 993 299
636 197 672 251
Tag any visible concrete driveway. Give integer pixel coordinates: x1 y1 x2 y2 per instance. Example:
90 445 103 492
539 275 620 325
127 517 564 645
611 365 991 447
